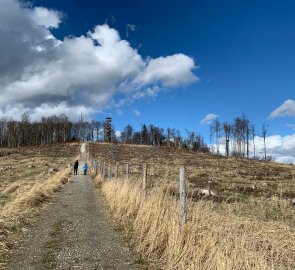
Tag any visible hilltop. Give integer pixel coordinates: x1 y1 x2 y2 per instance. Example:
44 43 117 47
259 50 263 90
89 142 295 201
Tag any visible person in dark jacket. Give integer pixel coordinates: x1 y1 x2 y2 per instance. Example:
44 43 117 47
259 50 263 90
74 160 79 175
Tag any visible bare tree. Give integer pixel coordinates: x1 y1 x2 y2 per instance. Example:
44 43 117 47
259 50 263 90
0 117 7 147
251 125 256 159
141 124 148 145
210 118 221 154
223 121 231 157
241 114 250 159
166 127 176 147
262 124 268 161
122 124 133 144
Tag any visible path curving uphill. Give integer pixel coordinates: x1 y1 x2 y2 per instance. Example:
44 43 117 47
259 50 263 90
5 143 139 270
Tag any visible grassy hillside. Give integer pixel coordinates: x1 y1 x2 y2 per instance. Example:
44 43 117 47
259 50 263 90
89 142 295 199
0 143 79 264
90 142 295 269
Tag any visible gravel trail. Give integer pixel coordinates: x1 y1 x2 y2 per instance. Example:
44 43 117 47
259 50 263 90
5 143 139 270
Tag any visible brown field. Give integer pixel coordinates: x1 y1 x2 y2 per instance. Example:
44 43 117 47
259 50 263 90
88 142 295 201
89 142 295 269
0 143 80 263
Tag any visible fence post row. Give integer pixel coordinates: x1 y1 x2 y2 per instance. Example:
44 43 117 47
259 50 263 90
92 157 185 229
179 166 186 230
92 159 95 174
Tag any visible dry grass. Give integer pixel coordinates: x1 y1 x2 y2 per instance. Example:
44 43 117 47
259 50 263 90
89 142 295 200
100 179 295 270
89 142 295 269
89 142 295 223
0 143 80 262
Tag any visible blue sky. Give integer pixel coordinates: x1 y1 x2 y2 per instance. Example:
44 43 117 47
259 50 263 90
31 0 295 136
1 0 295 161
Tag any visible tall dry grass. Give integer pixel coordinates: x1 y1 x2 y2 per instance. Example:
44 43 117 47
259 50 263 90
0 168 71 253
100 178 295 270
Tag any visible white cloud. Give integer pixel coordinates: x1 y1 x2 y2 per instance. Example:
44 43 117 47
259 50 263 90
32 7 62 28
281 134 295 151
201 113 219 125
135 54 197 87
133 109 141 116
0 103 94 122
130 86 161 102
115 130 122 138
270 99 295 118
0 0 197 121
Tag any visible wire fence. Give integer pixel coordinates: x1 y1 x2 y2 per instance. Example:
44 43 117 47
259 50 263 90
87 154 187 229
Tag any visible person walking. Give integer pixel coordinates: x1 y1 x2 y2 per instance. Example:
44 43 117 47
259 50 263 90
74 160 79 175
83 163 88 175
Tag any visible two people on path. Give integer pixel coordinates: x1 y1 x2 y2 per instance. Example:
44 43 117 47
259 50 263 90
74 160 88 175
74 160 79 175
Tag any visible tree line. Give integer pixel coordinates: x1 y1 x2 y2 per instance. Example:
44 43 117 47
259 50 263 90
0 113 209 153
0 113 102 147
0 112 270 161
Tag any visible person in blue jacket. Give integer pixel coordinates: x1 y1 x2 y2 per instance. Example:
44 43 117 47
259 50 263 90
83 163 88 175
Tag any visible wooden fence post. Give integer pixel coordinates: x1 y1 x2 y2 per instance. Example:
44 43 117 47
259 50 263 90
102 161 106 180
108 162 111 179
95 160 98 175
115 161 119 179
99 162 102 176
92 159 95 174
126 163 129 181
179 166 186 229
142 163 147 193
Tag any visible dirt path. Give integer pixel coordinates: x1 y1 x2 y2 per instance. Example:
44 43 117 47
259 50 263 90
5 143 139 270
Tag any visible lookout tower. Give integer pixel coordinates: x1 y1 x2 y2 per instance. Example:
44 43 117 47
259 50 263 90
104 117 112 142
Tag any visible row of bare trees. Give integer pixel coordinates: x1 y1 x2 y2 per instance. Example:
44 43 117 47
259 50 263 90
0 113 73 147
0 113 108 148
209 114 269 160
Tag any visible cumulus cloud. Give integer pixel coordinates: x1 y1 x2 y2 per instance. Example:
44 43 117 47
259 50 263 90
270 99 295 118
32 7 62 28
255 134 295 163
135 54 197 87
201 113 219 125
0 0 197 121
